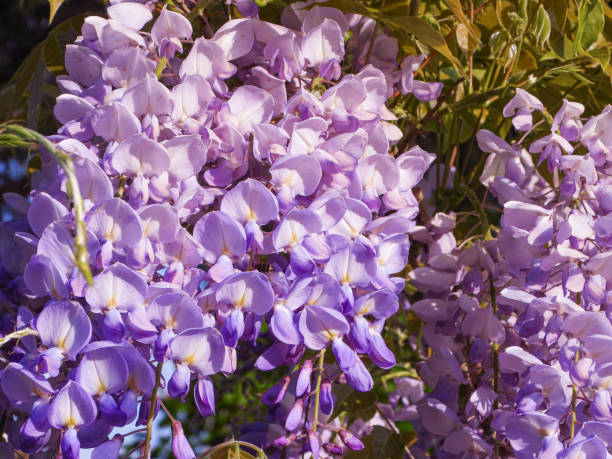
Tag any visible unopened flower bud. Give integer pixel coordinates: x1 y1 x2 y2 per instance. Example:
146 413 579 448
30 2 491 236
307 429 320 459
285 398 304 431
339 430 365 451
295 360 313 397
171 421 195 459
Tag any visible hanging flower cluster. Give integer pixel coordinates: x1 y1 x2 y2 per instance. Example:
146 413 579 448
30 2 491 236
0 1 439 457
384 89 612 457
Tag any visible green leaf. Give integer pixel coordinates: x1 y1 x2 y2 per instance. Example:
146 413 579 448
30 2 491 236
444 0 481 44
205 441 265 459
575 0 604 52
0 42 43 124
28 56 46 129
456 23 481 55
380 0 411 17
317 0 371 17
208 446 257 459
187 0 221 21
541 0 569 33
531 4 551 47
447 87 507 111
474 0 500 31
332 388 377 423
44 14 87 75
319 0 464 73
517 48 538 71
589 47 611 71
49 0 65 23
0 134 33 149
345 426 406 459
383 15 464 75
550 35 576 60
0 14 85 127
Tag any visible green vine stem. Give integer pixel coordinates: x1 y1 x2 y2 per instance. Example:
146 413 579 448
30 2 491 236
312 347 326 433
143 362 164 459
570 349 580 441
2 124 93 285
489 276 500 457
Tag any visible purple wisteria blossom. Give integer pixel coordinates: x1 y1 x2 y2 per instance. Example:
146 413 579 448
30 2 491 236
0 1 443 457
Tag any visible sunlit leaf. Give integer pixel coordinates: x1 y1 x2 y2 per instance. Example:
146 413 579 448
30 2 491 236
380 0 411 17
575 0 604 52
444 0 480 44
589 47 611 71
517 48 538 71
384 15 464 75
187 0 221 21
49 0 65 23
456 23 481 55
447 87 507 111
531 4 551 47
208 445 258 459
550 35 576 60
474 0 501 31
541 0 570 33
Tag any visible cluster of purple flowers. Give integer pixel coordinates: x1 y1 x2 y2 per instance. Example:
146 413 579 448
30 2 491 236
0 1 442 457
385 89 612 457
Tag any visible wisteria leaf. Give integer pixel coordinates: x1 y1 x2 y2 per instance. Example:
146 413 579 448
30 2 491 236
345 426 406 459
385 15 465 75
444 0 480 44
575 0 604 53
0 14 84 128
49 0 66 23
207 443 258 459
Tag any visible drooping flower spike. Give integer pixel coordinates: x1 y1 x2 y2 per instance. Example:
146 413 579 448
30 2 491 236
0 1 445 457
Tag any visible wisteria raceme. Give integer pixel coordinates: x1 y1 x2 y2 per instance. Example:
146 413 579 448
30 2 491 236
0 1 439 457
389 89 612 457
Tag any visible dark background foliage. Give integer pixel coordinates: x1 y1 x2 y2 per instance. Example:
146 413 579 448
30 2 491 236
0 0 104 217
